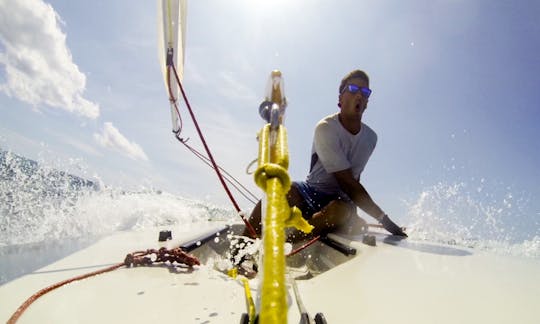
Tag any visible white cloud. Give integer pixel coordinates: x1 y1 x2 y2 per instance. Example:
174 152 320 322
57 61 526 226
94 122 148 161
0 0 99 119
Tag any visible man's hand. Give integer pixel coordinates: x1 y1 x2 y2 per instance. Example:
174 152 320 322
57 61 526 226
380 215 407 237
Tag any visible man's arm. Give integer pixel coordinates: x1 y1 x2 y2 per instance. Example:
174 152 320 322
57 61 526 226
333 169 384 220
333 169 407 236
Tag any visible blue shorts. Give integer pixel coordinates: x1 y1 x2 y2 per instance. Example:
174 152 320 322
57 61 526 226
292 181 350 219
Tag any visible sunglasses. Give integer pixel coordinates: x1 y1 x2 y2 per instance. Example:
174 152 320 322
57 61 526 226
343 84 372 98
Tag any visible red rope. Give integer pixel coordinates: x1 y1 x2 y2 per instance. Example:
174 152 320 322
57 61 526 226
167 84 258 205
8 248 199 323
167 63 258 238
178 138 259 205
7 263 124 324
287 235 321 257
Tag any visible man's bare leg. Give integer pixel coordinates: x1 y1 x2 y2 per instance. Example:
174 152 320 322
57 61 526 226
287 200 357 242
243 185 305 237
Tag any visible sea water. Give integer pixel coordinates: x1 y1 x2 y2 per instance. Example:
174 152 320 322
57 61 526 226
1 150 538 285
0 150 238 284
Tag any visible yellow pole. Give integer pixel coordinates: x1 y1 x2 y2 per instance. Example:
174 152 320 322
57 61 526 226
254 71 312 323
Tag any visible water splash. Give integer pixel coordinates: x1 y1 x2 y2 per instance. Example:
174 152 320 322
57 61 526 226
0 150 241 284
0 150 237 247
405 180 539 258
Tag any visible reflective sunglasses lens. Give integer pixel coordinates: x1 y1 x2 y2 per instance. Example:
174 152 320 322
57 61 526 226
345 84 371 98
361 88 372 98
347 84 360 93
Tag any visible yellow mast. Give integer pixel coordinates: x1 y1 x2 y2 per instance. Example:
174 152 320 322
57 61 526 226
255 71 312 323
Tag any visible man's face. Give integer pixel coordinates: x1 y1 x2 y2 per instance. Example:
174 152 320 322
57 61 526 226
339 77 370 118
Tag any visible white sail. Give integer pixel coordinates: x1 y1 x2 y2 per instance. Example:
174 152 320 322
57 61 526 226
157 0 187 133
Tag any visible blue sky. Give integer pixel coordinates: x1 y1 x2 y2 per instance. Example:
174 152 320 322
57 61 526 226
1 0 539 225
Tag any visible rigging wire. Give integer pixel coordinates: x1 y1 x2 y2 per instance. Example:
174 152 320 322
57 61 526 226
166 56 258 238
175 136 259 205
165 64 258 206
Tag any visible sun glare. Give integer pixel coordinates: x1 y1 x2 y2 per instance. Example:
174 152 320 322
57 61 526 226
245 0 295 13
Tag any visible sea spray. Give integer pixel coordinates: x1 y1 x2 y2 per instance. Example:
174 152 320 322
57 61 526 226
0 150 238 284
405 179 539 258
0 150 237 247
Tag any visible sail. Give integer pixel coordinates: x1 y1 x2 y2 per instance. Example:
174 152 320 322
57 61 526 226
157 0 187 133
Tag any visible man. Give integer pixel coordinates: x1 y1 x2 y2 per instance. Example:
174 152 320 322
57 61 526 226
246 69 407 239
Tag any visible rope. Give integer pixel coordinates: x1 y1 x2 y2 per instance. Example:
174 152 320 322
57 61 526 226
8 247 199 324
255 124 290 323
287 235 321 257
7 263 124 324
165 51 257 206
175 136 259 205
241 278 256 324
166 61 258 238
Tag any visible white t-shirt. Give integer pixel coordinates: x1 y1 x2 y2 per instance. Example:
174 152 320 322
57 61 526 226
306 112 377 195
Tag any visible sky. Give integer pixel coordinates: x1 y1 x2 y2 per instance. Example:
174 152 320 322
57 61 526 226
1 0 539 225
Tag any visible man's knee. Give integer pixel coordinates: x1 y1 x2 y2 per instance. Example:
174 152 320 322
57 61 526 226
286 184 304 209
312 200 353 229
325 200 355 217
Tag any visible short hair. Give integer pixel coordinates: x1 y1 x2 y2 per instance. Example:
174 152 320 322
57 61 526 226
339 70 370 93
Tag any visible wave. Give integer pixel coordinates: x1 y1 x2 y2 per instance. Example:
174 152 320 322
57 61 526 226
1 150 538 260
0 150 239 284
0 150 237 247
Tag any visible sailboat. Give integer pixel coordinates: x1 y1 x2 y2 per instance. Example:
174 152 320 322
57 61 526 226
1 1 539 323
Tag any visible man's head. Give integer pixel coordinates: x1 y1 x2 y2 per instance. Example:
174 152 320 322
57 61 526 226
339 70 369 94
338 70 371 119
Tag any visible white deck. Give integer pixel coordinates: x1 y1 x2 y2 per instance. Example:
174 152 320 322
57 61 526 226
298 233 540 324
1 226 539 323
